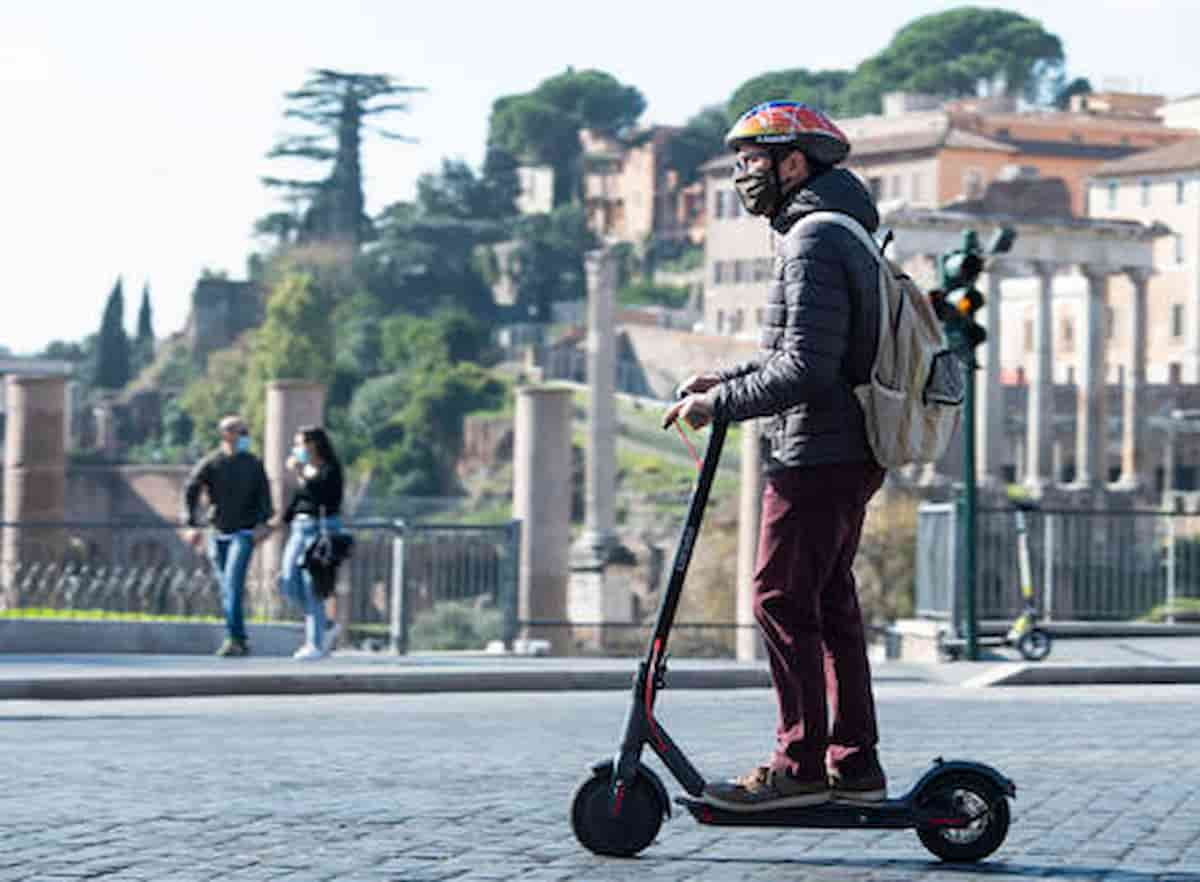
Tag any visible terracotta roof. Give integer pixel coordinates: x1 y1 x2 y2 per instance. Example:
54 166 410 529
1091 137 1200 177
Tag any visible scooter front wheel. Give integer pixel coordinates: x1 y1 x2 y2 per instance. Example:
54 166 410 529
1017 628 1052 662
915 770 1010 862
571 771 664 857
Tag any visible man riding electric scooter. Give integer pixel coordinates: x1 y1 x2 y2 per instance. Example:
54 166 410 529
663 100 888 811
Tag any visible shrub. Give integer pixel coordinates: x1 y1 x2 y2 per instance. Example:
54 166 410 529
408 600 504 651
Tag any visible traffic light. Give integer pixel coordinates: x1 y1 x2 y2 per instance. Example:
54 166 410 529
935 228 1012 360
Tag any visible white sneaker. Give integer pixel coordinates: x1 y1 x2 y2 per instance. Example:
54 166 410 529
292 644 327 661
321 622 340 654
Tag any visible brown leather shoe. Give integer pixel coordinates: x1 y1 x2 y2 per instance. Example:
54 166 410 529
829 766 887 803
702 765 830 813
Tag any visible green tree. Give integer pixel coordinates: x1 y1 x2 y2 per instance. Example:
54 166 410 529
263 69 425 246
488 68 645 205
241 271 335 437
178 343 251 446
727 69 855 119
1055 76 1093 110
663 105 730 186
843 8 1065 114
508 204 595 322
132 282 155 375
94 277 131 390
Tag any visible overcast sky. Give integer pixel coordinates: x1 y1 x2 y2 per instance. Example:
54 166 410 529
3 0 1197 354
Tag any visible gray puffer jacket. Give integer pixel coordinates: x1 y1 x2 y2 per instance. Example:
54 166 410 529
709 167 882 470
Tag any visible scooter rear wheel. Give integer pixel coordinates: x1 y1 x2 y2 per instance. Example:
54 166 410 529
915 771 1010 862
1017 628 1052 661
571 771 664 857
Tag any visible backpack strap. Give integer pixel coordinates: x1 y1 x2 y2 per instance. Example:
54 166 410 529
793 211 890 375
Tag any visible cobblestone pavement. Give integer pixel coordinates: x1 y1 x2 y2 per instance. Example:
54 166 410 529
2 683 1200 881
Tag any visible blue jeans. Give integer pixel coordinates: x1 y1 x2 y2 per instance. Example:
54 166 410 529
208 531 254 642
280 516 341 648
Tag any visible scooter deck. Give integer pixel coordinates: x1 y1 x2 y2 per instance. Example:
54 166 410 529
676 796 917 829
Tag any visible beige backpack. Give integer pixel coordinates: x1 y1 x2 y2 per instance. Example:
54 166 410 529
796 211 964 468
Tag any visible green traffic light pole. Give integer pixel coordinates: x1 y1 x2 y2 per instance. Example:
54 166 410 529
959 335 980 661
940 230 984 662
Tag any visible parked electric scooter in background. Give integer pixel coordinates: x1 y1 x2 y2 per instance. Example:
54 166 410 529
942 498 1052 662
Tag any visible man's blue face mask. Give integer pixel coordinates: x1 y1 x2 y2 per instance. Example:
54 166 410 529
236 435 251 454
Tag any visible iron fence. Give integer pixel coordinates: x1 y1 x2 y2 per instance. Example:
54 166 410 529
916 504 1200 627
0 520 522 653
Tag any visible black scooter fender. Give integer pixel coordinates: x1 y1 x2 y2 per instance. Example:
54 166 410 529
590 759 672 818
910 758 1016 800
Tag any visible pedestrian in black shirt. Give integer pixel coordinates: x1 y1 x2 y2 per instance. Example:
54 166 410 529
277 425 344 660
182 415 274 657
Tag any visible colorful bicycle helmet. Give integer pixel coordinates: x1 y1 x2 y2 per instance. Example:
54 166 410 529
724 100 851 165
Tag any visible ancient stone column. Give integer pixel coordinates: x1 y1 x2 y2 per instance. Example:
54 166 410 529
1075 267 1110 491
261 379 327 615
513 386 573 653
736 419 764 661
1 376 67 608
976 270 1006 482
573 246 619 562
1025 263 1057 495
570 246 631 645
1118 268 1151 490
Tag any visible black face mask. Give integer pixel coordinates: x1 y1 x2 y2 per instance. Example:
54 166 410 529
733 167 781 217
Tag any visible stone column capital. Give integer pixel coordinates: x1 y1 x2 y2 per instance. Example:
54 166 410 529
1029 261 1058 284
1124 266 1154 288
1078 264 1114 285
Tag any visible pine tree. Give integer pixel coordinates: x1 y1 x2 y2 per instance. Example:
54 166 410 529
262 69 424 247
95 277 131 390
133 282 155 374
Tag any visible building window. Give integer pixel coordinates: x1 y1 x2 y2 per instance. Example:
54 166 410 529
1061 318 1074 352
1140 179 1151 207
1106 305 1114 339
755 307 764 327
1178 179 1187 205
1023 318 1034 353
712 262 722 285
1015 366 1026 386
713 190 725 219
1066 366 1075 385
867 176 882 200
1170 362 1182 385
1176 234 1186 265
1172 303 1185 339
1108 181 1118 209
716 309 726 334
891 175 903 198
735 309 745 333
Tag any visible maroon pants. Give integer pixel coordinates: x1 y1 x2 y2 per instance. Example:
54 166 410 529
753 460 886 781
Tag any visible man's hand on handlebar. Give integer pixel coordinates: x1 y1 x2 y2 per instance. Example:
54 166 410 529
662 394 714 431
675 372 720 398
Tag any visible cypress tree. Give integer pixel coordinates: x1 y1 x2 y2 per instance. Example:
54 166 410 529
95 277 131 389
133 282 155 373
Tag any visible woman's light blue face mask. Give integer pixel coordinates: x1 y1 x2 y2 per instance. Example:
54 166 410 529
292 445 309 464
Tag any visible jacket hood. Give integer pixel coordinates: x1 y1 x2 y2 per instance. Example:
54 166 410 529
771 167 880 235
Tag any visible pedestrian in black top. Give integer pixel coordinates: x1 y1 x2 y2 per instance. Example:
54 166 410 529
277 425 344 660
182 415 274 657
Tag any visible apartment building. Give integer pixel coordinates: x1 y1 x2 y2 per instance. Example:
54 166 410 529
1087 138 1200 383
702 92 1194 338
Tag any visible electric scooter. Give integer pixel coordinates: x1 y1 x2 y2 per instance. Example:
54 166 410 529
571 420 1016 862
941 499 1053 662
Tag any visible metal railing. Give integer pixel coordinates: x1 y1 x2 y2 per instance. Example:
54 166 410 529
0 519 522 653
916 504 1200 626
